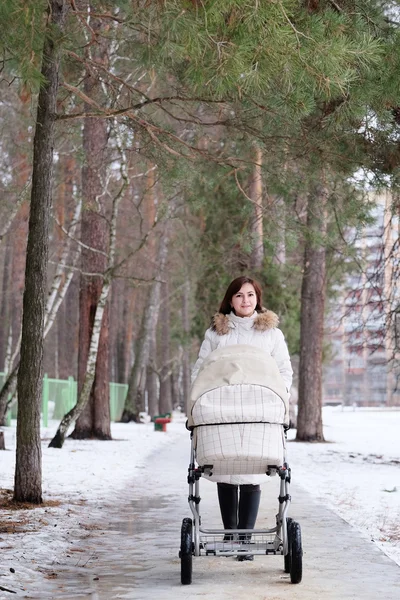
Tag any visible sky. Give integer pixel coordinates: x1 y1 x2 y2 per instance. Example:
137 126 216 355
0 406 399 597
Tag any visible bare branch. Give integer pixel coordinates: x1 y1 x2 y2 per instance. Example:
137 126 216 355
54 215 108 257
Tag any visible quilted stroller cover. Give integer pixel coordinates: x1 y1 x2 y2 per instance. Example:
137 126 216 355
188 345 290 476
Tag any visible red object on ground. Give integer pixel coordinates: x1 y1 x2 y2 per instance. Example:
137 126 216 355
154 417 171 432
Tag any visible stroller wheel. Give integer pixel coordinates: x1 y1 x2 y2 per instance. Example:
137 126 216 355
284 517 293 573
289 521 303 584
180 518 193 585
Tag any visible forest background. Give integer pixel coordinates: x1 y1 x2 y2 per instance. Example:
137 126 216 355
1 0 400 503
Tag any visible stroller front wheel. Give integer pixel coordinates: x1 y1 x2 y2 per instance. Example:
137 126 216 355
289 521 303 584
180 518 193 585
284 517 293 573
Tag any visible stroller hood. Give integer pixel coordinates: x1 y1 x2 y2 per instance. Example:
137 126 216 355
188 344 290 427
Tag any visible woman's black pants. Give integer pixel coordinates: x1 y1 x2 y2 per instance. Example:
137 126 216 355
217 482 261 539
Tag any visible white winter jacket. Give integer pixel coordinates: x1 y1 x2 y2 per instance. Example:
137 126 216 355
191 309 293 390
190 309 293 485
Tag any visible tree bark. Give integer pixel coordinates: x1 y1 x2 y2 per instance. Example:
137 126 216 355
14 0 68 503
71 6 110 440
296 180 328 442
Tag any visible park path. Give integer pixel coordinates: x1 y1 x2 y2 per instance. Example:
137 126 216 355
6 430 400 600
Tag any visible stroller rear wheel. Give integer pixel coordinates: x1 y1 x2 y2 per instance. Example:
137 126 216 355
284 517 293 573
180 518 193 585
289 521 303 584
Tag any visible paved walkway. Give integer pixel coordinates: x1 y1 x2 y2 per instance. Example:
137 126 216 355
10 432 400 600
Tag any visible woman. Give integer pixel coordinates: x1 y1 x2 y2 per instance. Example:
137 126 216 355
191 275 293 561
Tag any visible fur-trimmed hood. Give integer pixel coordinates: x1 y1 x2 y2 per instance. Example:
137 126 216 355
211 308 279 336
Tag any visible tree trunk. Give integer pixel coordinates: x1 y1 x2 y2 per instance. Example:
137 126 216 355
92 305 110 437
146 336 159 418
71 7 110 440
296 180 328 442
121 228 170 422
14 0 68 503
249 145 264 269
159 279 172 415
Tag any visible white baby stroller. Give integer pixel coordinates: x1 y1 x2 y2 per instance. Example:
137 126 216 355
180 345 303 585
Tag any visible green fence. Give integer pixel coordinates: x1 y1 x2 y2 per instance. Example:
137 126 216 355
0 372 128 427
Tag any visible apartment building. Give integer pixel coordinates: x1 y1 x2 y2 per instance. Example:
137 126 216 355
323 190 400 406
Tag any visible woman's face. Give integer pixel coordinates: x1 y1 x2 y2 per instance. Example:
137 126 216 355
231 283 257 317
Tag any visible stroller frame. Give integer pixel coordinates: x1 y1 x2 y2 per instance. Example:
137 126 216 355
180 432 303 585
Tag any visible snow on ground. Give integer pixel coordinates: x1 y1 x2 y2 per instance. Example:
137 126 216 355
287 406 400 566
0 406 399 595
0 414 188 596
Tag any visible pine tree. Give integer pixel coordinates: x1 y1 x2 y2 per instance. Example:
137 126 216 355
13 0 69 503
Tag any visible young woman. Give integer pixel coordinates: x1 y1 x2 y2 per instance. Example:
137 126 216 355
191 275 293 560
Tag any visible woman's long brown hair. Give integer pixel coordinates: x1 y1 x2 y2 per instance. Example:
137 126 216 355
219 276 262 315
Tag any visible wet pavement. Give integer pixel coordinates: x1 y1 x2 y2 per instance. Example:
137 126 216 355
3 432 400 599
